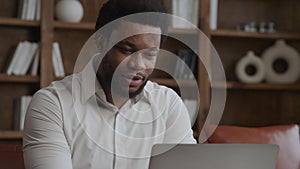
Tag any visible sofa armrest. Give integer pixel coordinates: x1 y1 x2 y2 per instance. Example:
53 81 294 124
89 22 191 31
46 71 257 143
206 124 300 169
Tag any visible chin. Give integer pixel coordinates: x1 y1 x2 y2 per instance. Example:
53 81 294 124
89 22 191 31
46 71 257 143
128 80 148 98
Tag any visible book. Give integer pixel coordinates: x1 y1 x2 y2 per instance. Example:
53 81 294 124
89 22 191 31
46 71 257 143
189 53 198 80
12 41 31 75
29 45 40 76
35 0 41 20
174 49 195 79
17 0 24 18
7 41 40 76
210 0 218 30
26 0 36 20
52 42 65 77
178 49 192 79
53 42 65 77
19 42 38 75
171 0 199 28
6 42 24 75
52 43 60 77
21 0 29 20
14 96 32 131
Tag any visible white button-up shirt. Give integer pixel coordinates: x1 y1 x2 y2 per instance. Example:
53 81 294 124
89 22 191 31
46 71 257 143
23 60 196 169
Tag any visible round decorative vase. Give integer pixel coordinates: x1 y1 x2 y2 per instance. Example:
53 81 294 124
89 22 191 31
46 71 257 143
235 51 265 83
55 0 84 23
262 40 300 84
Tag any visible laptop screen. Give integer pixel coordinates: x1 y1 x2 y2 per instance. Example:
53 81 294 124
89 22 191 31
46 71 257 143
149 144 278 169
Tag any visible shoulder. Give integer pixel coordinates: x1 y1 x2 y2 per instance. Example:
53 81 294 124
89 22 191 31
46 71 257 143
145 80 179 97
31 75 75 109
144 80 182 106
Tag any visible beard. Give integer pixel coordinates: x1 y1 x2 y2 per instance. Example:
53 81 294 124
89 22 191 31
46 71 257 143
101 68 148 99
128 79 148 98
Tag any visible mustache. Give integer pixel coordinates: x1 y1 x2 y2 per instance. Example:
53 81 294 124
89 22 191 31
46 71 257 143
123 71 147 80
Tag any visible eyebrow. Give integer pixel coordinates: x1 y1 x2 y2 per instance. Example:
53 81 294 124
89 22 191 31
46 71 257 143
117 41 136 49
116 40 159 52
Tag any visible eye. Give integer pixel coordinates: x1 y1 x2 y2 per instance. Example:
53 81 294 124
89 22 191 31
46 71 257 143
115 45 134 55
142 52 157 59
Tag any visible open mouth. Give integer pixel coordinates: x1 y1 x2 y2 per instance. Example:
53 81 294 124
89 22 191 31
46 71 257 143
123 73 145 87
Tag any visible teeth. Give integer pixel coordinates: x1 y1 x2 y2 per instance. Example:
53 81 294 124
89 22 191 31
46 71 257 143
133 76 141 80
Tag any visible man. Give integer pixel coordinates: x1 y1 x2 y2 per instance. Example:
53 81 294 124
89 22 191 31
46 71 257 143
23 0 196 169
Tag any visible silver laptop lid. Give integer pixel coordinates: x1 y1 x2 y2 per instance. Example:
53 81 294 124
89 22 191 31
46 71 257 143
149 144 278 169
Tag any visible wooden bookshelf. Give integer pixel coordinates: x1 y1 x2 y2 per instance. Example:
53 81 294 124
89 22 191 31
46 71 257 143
54 21 95 30
0 74 39 83
202 0 300 127
0 17 40 27
211 29 300 40
212 82 300 91
0 131 23 140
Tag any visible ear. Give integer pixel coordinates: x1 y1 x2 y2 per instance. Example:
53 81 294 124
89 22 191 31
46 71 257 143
94 31 108 53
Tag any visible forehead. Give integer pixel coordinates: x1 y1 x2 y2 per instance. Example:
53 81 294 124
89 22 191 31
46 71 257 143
108 21 162 44
118 20 162 35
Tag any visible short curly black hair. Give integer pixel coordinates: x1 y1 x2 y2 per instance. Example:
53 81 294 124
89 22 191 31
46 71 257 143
95 0 169 44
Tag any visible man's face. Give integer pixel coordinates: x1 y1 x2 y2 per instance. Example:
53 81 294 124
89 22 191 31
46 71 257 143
99 21 161 97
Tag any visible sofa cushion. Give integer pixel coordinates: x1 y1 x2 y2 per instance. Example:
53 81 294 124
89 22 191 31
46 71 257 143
207 124 300 169
0 144 25 169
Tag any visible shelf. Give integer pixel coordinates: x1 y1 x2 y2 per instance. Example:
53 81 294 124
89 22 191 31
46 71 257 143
150 78 198 88
212 81 300 91
0 17 40 27
0 74 39 83
0 131 23 139
53 22 199 34
54 21 95 30
210 29 300 40
168 27 198 35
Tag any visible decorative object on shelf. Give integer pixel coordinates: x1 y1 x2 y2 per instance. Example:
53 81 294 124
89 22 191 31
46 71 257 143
210 0 218 30
237 21 277 33
262 40 300 84
55 0 84 23
235 51 265 83
259 22 266 33
267 22 276 33
245 22 257 32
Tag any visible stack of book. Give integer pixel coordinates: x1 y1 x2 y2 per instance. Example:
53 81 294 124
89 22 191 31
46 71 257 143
6 41 40 76
6 41 65 77
173 49 198 80
18 0 41 20
171 0 199 28
14 95 32 131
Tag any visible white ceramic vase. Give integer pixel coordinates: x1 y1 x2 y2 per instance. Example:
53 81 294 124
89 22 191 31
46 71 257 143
55 0 84 23
236 51 265 83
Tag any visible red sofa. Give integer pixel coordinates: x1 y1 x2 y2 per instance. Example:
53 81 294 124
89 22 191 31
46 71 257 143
206 124 300 169
0 144 25 169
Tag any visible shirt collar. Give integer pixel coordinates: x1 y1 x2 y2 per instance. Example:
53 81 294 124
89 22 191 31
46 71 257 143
80 55 102 103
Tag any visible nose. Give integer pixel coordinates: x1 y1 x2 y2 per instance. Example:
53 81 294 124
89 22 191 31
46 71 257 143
128 52 146 70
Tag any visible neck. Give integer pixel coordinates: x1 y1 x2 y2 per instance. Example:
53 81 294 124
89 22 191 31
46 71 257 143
98 75 129 109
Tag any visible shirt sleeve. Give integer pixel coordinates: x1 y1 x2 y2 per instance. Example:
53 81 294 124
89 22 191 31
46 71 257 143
163 90 197 144
23 89 73 169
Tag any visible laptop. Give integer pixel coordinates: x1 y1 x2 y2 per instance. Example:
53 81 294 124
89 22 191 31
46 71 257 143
149 144 279 169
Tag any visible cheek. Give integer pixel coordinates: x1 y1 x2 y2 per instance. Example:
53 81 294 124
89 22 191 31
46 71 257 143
104 52 125 70
145 68 154 76
144 59 157 75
